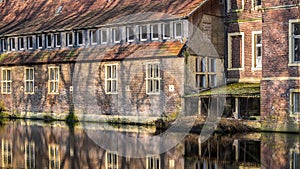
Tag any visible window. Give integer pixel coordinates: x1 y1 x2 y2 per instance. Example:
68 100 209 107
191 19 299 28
9 38 15 51
146 156 160 169
195 57 217 89
1 38 7 51
77 31 84 46
290 146 299 169
151 24 159 40
101 29 108 44
66 32 73 47
174 22 182 39
1 139 12 168
106 151 118 169
146 63 160 94
48 144 60 169
140 25 147 41
252 0 262 9
36 35 43 49
162 23 170 40
228 32 244 70
25 67 34 94
252 31 262 69
126 26 134 42
290 90 300 115
227 0 245 12
1 68 12 94
90 30 98 45
25 142 35 169
112 28 121 43
289 20 300 65
105 64 117 94
18 37 24 50
54 33 61 47
27 36 33 49
46 34 52 48
48 67 59 94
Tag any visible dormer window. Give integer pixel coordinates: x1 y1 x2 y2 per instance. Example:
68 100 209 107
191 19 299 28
46 34 52 48
101 29 108 44
1 38 7 52
151 24 159 41
54 33 61 47
77 31 84 46
18 37 24 50
90 30 98 45
9 38 15 51
126 27 134 42
27 36 33 49
174 22 182 39
112 28 121 44
140 25 147 41
162 23 170 40
36 35 43 49
66 32 73 47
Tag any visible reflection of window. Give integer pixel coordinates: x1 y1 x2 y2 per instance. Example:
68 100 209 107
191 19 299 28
290 90 300 115
174 22 182 39
112 28 121 43
25 142 35 169
252 31 262 69
90 30 98 45
1 38 7 51
36 35 43 49
101 29 108 44
1 68 12 94
126 27 134 42
18 37 24 50
151 24 159 40
290 146 299 169
25 67 34 94
27 36 33 49
289 20 300 65
146 63 160 94
146 156 160 169
195 57 216 89
106 151 118 169
228 32 244 70
105 64 117 94
2 139 12 168
48 67 59 94
162 23 170 39
48 144 60 169
66 32 73 47
140 25 147 41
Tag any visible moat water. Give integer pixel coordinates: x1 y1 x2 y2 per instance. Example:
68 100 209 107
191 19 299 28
0 120 299 169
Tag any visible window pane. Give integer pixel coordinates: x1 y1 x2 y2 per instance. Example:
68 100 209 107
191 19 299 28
175 22 182 37
152 24 159 39
294 93 300 113
27 36 33 49
127 27 134 41
47 35 52 47
163 23 170 38
68 33 73 45
55 34 61 46
210 59 216 72
38 35 43 47
141 26 147 40
102 30 108 43
294 23 300 35
91 30 97 44
294 38 300 61
78 32 83 45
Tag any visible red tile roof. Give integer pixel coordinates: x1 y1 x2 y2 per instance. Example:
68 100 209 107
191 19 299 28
0 41 185 65
0 0 207 36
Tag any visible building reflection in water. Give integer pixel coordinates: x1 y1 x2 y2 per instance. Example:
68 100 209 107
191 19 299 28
0 121 298 169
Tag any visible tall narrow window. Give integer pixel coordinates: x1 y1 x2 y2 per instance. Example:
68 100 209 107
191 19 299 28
54 33 61 47
292 92 300 115
106 151 118 169
228 32 244 70
162 23 170 39
195 57 206 89
2 139 12 168
48 67 59 94
46 34 52 48
126 27 134 42
174 22 182 39
25 142 35 169
90 30 98 45
146 156 160 169
18 37 24 50
66 32 73 47
1 38 7 51
105 64 117 94
48 144 60 169
9 38 15 51
112 28 121 43
252 32 262 69
146 63 160 94
27 36 33 49
36 35 43 49
151 24 159 41
208 59 216 87
25 68 34 94
290 147 299 169
290 21 300 63
77 31 83 46
101 29 108 44
1 68 12 94
140 25 147 41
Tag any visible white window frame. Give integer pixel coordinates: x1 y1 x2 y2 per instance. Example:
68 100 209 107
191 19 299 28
105 64 118 94
18 37 25 50
126 26 134 43
146 155 160 169
112 27 121 44
48 67 59 94
1 68 12 94
76 31 84 46
48 144 60 169
36 35 43 49
66 32 73 47
106 151 118 169
195 57 217 89
227 0 245 13
140 25 148 41
146 62 161 95
162 23 171 40
90 29 98 45
1 38 7 52
252 0 262 9
227 32 244 70
290 89 300 116
46 34 52 49
174 22 182 39
1 139 12 168
24 67 34 94
252 31 262 70
101 29 108 44
25 142 35 169
151 24 159 41
289 19 300 66
27 36 33 50
9 38 15 51
54 33 61 48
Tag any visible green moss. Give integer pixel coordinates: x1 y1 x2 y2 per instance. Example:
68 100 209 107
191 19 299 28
0 101 6 112
65 112 79 123
0 53 8 62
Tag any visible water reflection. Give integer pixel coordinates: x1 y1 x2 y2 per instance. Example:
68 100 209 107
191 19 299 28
0 120 298 169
